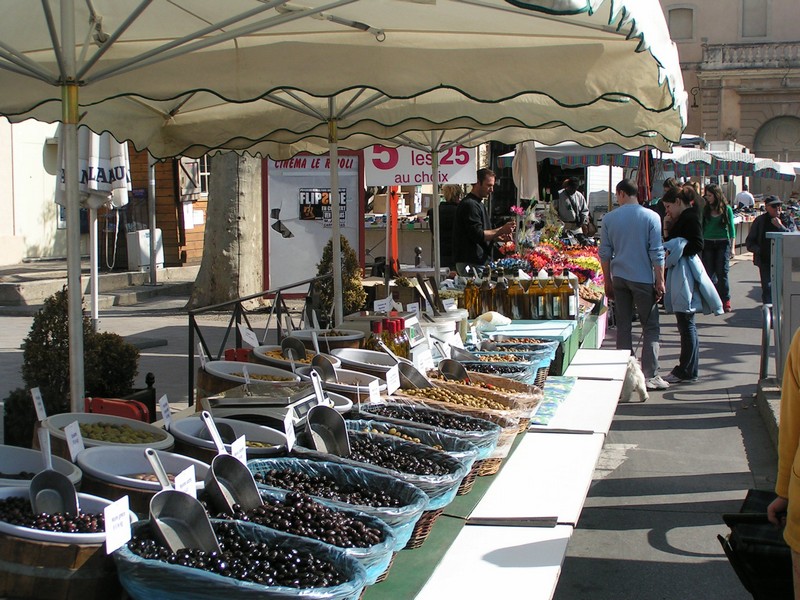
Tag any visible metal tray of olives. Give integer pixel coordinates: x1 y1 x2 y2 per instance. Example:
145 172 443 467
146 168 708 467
42 413 174 450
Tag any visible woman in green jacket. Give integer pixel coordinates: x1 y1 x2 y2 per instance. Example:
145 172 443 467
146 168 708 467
701 184 735 312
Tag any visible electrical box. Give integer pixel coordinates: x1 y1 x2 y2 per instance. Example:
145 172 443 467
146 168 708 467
769 232 800 380
126 228 164 272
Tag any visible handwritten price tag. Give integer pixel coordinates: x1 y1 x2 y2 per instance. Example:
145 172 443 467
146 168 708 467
197 342 207 369
373 297 392 313
368 379 381 403
174 465 197 498
283 411 296 452
104 496 132 554
64 420 85 462
158 395 172 431
231 435 247 465
238 324 260 348
30 387 47 422
385 365 400 395
406 302 420 315
242 364 252 385
442 298 457 311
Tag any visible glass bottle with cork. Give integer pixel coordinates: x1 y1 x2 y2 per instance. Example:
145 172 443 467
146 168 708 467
506 273 524 320
544 268 560 319
493 267 509 318
364 320 384 351
478 266 494 314
463 271 480 319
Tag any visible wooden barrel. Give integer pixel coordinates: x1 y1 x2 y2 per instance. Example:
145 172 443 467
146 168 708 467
0 532 123 600
78 473 155 517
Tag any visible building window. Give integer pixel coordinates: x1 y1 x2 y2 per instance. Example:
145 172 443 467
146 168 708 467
742 0 767 38
199 155 211 196
668 8 693 41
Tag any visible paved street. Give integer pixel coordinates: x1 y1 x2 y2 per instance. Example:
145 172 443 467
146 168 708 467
0 252 782 598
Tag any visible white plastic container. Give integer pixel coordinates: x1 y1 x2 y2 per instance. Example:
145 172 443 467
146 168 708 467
0 444 83 489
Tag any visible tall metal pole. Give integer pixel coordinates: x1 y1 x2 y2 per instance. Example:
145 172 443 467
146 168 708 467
62 0 85 412
148 154 158 284
430 133 441 281
328 99 343 326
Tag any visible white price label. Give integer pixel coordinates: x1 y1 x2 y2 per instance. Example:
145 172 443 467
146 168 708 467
238 324 260 348
406 302 420 315
231 435 247 465
368 379 381 403
242 364 252 385
385 365 401 395
283 411 296 452
174 466 197 498
197 342 207 369
373 297 392 313
470 326 478 345
442 298 457 311
391 301 404 313
414 347 435 373
104 496 132 554
64 420 85 462
30 387 47 422
158 395 172 431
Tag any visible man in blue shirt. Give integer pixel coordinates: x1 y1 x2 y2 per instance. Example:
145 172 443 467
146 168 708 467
600 179 668 391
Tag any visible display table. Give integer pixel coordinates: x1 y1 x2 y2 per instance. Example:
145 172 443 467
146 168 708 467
415 524 574 600
528 378 622 435
563 348 630 380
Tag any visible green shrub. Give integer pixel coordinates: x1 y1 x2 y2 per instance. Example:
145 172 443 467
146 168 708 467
315 235 367 320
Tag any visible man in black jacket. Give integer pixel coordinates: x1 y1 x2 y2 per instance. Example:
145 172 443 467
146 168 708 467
745 195 796 303
452 168 514 274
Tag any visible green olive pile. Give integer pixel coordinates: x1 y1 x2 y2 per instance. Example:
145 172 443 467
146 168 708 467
246 440 274 449
0 496 104 532
494 337 547 344
0 471 36 480
215 491 384 549
489 343 550 353
366 404 492 432
402 387 506 411
253 470 404 507
364 427 444 451
426 370 517 394
477 353 524 363
262 349 312 364
232 372 295 382
348 436 451 476
76 422 163 444
128 522 347 588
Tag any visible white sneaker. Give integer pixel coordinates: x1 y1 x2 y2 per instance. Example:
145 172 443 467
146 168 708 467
645 376 670 391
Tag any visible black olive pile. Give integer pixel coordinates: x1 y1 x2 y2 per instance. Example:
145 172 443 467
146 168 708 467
128 522 346 588
214 491 384 548
348 436 450 476
253 470 403 508
366 404 492 432
465 363 528 375
0 471 36 480
0 496 104 533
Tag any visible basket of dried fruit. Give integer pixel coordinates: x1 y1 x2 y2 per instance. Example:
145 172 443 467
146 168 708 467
345 418 480 495
115 520 367 600
205 488 395 587
247 457 428 552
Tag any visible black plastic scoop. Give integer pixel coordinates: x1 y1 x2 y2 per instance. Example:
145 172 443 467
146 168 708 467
29 427 79 516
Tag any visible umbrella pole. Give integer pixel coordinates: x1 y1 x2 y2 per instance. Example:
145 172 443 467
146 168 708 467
328 107 343 327
89 207 99 331
431 137 441 282
62 2 85 413
148 154 159 285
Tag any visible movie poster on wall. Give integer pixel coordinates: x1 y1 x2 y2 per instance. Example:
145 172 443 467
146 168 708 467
299 187 347 227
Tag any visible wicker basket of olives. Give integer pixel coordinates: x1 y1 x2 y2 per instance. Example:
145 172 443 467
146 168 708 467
206 488 395 586
357 402 501 461
394 383 525 419
115 519 367 599
247 457 428 551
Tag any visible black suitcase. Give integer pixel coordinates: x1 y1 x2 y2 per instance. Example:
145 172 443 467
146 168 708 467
717 489 793 600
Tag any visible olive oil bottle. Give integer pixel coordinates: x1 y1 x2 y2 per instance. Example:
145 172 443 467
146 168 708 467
494 268 509 318
506 275 524 320
478 267 494 314
463 273 479 319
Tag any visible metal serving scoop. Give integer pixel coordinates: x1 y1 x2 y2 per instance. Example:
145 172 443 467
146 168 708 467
29 428 79 516
311 353 339 383
281 337 307 361
306 404 351 457
149 489 221 554
438 358 471 384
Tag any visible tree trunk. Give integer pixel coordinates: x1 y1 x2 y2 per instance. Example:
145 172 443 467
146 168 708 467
186 153 263 309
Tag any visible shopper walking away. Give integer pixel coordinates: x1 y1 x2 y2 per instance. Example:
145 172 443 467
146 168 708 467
745 195 796 304
662 187 722 385
599 178 668 392
735 184 755 209
701 183 736 312
768 327 800 598
453 168 515 275
553 176 589 235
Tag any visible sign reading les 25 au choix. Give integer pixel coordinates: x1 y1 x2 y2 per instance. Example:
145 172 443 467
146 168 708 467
364 145 476 186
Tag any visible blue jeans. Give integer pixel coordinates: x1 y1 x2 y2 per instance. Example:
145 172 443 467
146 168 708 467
702 239 731 302
673 312 699 380
612 277 660 379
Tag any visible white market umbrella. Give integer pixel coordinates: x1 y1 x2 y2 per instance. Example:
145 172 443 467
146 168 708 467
0 0 686 407
54 125 131 330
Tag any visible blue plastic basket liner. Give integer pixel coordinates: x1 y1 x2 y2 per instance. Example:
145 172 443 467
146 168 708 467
345 418 479 474
293 430 468 511
356 401 501 461
248 487 395 585
114 519 366 600
246 457 426 552
466 347 555 366
467 339 559 360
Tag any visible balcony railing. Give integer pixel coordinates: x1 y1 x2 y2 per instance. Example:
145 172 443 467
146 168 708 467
703 42 800 70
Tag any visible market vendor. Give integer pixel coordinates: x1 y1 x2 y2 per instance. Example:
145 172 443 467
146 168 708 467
452 168 515 275
553 176 589 234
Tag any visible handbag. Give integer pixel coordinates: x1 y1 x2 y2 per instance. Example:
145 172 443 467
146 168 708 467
581 216 598 237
